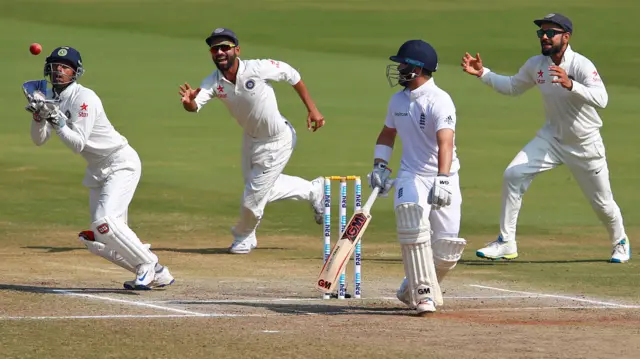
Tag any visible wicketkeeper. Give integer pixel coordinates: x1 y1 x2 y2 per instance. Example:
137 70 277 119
24 46 174 289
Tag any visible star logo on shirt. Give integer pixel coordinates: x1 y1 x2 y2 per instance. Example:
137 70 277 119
217 85 224 93
80 103 88 111
537 70 544 78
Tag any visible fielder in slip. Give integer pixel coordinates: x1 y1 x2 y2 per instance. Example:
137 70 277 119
24 46 173 290
462 13 630 263
179 28 326 254
370 40 466 315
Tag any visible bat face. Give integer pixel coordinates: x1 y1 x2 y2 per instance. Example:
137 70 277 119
316 211 372 293
341 213 369 242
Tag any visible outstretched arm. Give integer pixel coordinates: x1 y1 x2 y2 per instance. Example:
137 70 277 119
462 52 535 96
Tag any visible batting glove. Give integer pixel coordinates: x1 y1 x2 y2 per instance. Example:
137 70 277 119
368 162 393 196
428 174 453 209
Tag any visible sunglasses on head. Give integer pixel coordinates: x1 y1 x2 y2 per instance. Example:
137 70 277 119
210 44 236 53
537 29 565 39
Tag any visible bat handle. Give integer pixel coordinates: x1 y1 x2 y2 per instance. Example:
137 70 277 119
362 187 381 212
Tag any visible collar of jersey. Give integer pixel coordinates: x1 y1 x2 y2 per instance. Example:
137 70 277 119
216 57 245 84
547 44 575 67
406 77 436 101
53 82 78 101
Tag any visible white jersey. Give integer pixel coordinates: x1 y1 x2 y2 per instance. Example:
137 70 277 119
384 79 460 177
194 58 301 139
30 82 128 165
479 45 607 144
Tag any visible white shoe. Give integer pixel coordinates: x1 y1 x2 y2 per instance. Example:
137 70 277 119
125 262 156 290
476 235 518 260
228 233 257 254
396 277 412 307
124 264 175 290
310 176 324 225
610 238 631 263
416 298 436 316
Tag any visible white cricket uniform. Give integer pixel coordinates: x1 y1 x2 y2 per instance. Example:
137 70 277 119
193 58 314 237
479 45 626 243
385 79 461 238
30 82 141 224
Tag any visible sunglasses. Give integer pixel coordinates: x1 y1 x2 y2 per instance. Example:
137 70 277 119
209 44 236 53
536 29 565 39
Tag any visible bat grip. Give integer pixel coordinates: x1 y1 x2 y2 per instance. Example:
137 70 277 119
362 187 381 212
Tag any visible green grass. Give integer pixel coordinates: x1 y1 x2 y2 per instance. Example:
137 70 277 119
1 0 639 300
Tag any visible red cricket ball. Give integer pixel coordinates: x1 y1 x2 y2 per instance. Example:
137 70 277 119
30 43 42 55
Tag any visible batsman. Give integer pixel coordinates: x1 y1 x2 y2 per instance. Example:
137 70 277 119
369 40 466 315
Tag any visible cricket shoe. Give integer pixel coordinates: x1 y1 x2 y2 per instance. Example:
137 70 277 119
310 176 324 225
416 298 436 316
124 264 175 290
124 262 156 290
396 277 412 307
610 238 631 263
228 232 257 254
476 235 518 260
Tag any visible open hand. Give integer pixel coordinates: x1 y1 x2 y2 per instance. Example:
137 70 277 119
179 82 201 105
461 52 484 77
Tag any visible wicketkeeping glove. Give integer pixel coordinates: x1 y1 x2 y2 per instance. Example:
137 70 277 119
428 175 453 209
41 103 67 130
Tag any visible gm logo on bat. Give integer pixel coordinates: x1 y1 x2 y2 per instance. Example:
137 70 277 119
340 213 367 243
317 279 332 289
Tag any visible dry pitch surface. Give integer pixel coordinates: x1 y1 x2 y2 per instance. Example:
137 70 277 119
1 234 639 359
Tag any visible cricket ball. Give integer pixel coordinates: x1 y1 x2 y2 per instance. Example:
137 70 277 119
29 43 42 55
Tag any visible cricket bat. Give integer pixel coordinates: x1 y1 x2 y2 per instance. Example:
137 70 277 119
316 186 381 294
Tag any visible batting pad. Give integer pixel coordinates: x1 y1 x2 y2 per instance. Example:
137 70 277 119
395 203 443 306
91 216 157 268
79 234 136 273
432 237 467 282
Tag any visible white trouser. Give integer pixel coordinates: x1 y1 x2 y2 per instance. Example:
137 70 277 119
500 134 626 244
80 145 158 271
233 121 313 238
85 145 141 222
393 171 462 238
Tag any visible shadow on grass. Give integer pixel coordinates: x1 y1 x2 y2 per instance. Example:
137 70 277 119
23 246 292 255
366 258 611 265
0 283 140 295
163 299 412 317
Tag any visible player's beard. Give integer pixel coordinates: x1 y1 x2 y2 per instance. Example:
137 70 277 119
214 53 237 71
541 38 565 56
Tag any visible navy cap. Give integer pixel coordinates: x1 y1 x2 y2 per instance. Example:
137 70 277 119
205 28 239 47
45 46 83 69
389 40 438 72
533 13 573 33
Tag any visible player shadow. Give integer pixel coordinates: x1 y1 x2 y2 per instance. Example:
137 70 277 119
22 246 292 255
23 245 82 253
367 258 610 265
152 247 292 254
0 283 139 296
460 259 611 265
167 299 411 316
